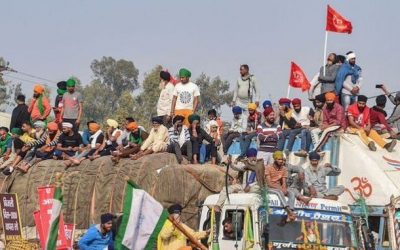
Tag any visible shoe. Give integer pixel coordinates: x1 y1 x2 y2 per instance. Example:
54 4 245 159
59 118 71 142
2 167 13 176
385 140 397 152
368 142 377 151
294 150 308 158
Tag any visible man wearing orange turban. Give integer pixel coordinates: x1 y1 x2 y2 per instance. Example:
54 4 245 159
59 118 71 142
28 84 51 122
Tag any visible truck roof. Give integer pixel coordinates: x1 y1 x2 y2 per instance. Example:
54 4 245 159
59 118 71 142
204 193 352 214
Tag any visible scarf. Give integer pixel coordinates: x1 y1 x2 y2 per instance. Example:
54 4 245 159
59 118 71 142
335 62 362 95
89 130 103 149
0 134 11 154
37 94 44 115
129 130 143 145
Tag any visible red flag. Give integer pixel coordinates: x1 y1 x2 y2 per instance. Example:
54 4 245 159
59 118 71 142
289 62 310 92
326 5 353 34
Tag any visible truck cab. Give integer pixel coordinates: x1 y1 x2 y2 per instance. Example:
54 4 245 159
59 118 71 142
199 193 358 250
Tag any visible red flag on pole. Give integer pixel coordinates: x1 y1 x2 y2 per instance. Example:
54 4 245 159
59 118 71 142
326 5 353 34
289 62 310 92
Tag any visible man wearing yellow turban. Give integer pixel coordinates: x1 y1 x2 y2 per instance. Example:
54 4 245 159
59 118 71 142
170 68 200 126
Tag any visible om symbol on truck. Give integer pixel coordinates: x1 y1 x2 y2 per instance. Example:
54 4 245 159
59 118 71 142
345 176 373 201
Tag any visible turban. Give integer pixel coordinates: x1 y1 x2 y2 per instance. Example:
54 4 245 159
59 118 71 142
315 94 325 103
376 95 387 107
173 115 185 124
248 103 257 110
62 122 73 128
188 114 200 124
325 92 336 102
10 128 22 136
346 52 356 61
262 100 272 109
168 204 183 215
151 116 163 124
292 98 301 105
179 68 191 78
66 78 76 87
357 95 368 103
33 121 46 128
273 151 284 160
246 148 258 158
232 106 242 114
47 122 58 132
106 119 119 128
160 71 171 81
278 98 291 106
126 122 138 131
34 84 44 94
263 107 274 117
57 89 67 96
100 213 115 224
57 81 67 90
89 123 101 133
309 151 321 161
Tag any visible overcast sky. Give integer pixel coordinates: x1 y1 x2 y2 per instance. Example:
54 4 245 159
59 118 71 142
2 0 399 115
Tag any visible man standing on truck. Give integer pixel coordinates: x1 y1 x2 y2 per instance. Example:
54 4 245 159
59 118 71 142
305 152 345 200
158 204 209 250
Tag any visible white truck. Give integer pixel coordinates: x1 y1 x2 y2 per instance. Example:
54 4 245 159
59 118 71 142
199 192 359 250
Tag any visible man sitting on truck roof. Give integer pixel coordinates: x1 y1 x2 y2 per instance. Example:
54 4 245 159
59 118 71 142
265 151 296 221
305 152 344 200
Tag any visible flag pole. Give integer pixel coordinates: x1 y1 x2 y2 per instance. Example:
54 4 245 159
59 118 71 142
286 85 291 98
322 31 328 76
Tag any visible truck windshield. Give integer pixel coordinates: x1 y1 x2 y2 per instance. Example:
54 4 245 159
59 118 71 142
261 208 358 248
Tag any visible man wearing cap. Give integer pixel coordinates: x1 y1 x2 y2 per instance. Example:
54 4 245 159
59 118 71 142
132 117 169 160
167 115 191 164
61 78 83 132
170 68 200 127
347 95 397 152
157 70 175 125
223 106 246 155
78 213 114 250
28 84 51 122
10 94 30 130
257 107 281 165
111 121 149 162
238 103 261 159
265 151 296 221
231 64 260 120
305 152 344 200
188 114 218 164
158 204 208 250
335 51 362 110
381 84 400 134
54 122 84 166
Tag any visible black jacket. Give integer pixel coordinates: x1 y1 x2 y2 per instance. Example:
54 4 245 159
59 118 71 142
10 104 30 129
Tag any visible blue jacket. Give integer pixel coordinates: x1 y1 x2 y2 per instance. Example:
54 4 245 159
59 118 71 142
334 62 362 95
78 224 114 250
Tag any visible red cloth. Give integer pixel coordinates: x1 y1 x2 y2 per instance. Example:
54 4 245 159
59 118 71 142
323 103 346 128
370 108 392 132
326 5 353 34
347 103 370 127
289 62 310 92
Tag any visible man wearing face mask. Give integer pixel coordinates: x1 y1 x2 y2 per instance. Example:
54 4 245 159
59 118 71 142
370 94 398 139
347 95 397 152
28 84 51 123
167 115 191 164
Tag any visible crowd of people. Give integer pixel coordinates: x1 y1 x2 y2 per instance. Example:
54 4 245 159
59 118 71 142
1 51 398 249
